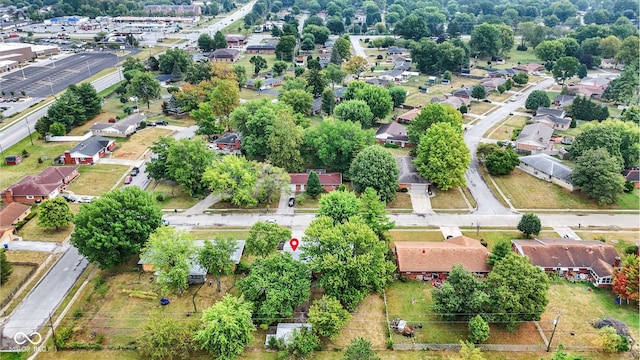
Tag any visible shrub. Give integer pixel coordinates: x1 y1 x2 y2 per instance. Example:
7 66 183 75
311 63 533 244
95 283 109 297
93 275 105 289
56 326 74 348
624 243 639 255
295 193 306 206
516 44 528 51
236 260 250 275
139 121 147 129
156 193 165 202
400 187 408 192
386 338 394 349
95 333 105 344
384 143 400 148
72 309 83 319
21 149 29 158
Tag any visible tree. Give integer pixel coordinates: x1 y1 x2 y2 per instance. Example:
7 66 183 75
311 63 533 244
592 326 628 353
141 227 195 294
621 105 640 124
197 238 238 292
281 328 319 359
68 83 101 120
234 65 247 89
167 138 215 197
470 23 501 57
317 190 362 224
72 187 162 269
394 14 429 41
352 84 393 121
388 86 407 108
486 252 549 331
407 103 463 144
304 25 331 44
246 221 291 258
276 35 296 61
158 48 193 75
250 55 267 75
486 148 519 176
303 217 395 310
305 68 328 97
128 72 161 109
497 85 506 94
213 31 227 50
452 341 487 360
487 240 511 266
432 265 489 319
305 171 323 199
146 137 176 182
321 88 335 115
272 60 289 76
267 114 305 172
279 89 313 115
615 36 639 66
303 118 375 173
517 213 541 237
308 295 351 339
414 122 470 191
343 337 379 360
49 122 66 136
535 40 565 62
572 148 626 205
138 316 194 360
194 295 255 360
470 86 486 101
359 187 395 241
577 64 588 79
334 100 374 128
0 249 12 284
324 64 346 89
512 72 529 85
552 56 579 84
612 254 640 304
37 196 73 230
525 90 551 111
198 33 215 51
255 163 290 204
468 315 490 344
204 155 259 207
330 47 342 65
238 253 311 324
344 56 368 79
349 146 399 203
602 64 639 105
231 100 290 159
568 96 611 122
334 37 351 60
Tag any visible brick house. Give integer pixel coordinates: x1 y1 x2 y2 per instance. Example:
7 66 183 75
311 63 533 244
211 132 241 150
246 44 276 54
225 34 246 47
2 166 79 203
512 239 620 287
513 63 543 73
396 108 421 124
208 48 240 62
622 169 639 188
376 121 412 148
289 172 342 192
395 236 491 281
64 136 115 164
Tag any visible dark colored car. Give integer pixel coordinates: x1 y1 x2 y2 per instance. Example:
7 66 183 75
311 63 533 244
131 167 140 176
288 197 295 207
155 120 168 126
60 193 77 202
483 99 492 103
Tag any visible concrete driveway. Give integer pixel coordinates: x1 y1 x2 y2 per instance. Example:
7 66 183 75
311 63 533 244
409 189 433 214
276 190 294 215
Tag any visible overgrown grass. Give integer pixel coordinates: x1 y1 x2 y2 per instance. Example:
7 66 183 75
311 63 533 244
0 265 35 301
111 128 173 160
388 230 445 245
18 214 73 242
468 101 496 115
386 193 412 209
149 180 199 209
460 230 560 250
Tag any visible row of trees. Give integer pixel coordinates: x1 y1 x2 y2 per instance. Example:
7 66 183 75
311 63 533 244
35 83 101 136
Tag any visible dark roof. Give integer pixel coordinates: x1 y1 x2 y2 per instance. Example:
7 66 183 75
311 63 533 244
554 95 575 103
5 166 79 197
311 97 322 112
376 121 407 138
519 153 572 182
622 169 640 182
453 88 473 97
68 136 113 157
246 44 276 50
387 47 404 54
210 48 240 58
213 132 240 145
536 107 565 118
533 114 571 126
156 74 174 82
512 239 619 279
333 87 347 98
394 62 410 71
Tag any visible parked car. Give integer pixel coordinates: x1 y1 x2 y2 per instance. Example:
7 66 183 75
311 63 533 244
147 122 157 127
510 96 518 102
161 219 170 226
131 167 140 176
483 99 491 103
288 197 295 207
60 193 77 202
77 196 93 203
155 120 168 126
124 176 133 184
265 219 277 224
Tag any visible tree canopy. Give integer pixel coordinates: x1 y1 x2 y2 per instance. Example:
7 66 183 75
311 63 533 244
38 196 73 230
246 221 291 258
407 103 463 145
525 90 551 110
197 238 238 292
334 100 375 128
349 145 399 203
572 148 626 205
308 295 351 340
517 213 542 237
141 227 195 294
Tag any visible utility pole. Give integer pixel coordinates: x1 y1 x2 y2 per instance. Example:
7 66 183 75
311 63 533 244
546 315 560 352
49 312 57 351
25 117 33 145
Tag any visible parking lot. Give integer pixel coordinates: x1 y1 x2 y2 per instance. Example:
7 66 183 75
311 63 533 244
0 52 120 98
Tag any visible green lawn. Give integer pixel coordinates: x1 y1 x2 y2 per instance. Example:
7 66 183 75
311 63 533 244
66 164 128 195
149 180 199 209
485 115 528 140
430 187 471 210
188 229 250 240
468 101 496 116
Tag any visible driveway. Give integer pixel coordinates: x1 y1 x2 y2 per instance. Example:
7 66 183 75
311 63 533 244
349 35 387 63
276 190 294 215
4 241 58 252
409 189 433 214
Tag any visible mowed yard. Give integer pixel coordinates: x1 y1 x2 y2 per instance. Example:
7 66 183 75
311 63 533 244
485 115 529 141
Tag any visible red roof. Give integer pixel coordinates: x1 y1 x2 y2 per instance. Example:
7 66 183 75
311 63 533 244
398 108 421 121
0 202 31 227
289 173 342 185
5 166 79 197
395 236 490 273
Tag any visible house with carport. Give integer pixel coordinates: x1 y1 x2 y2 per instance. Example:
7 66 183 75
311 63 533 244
63 136 115 164
511 239 620 287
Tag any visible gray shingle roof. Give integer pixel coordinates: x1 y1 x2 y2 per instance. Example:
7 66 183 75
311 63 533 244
519 153 572 182
68 136 113 157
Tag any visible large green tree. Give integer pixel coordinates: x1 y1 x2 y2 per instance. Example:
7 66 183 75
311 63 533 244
246 221 291 258
249 55 268 75
352 84 393 121
407 103 463 145
334 100 375 128
432 265 489 320
238 253 311 325
279 89 313 115
305 171 323 199
38 196 73 230
343 337 379 360
349 145 399 203
303 118 375 173
71 187 162 269
317 190 362 224
485 148 520 176
470 23 501 57
68 83 101 120
197 238 238 292
203 155 259 207
138 316 194 360
159 48 193 74
388 86 407 108
414 122 470 191
572 148 626 205
141 227 195 294
267 114 305 172
517 213 541 237
167 138 215 197
146 137 176 183
302 217 395 310
486 240 511 266
552 56 580 84
359 188 395 241
486 253 549 331
308 295 351 340
535 40 565 62
128 72 161 109
571 120 640 169
525 90 551 110
324 64 346 89
194 295 255 360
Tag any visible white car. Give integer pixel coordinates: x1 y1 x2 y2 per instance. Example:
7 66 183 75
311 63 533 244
510 96 518 102
77 196 93 203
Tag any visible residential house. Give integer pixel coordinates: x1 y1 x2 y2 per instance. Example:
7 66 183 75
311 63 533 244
0 202 31 242
139 240 246 285
2 166 79 203
246 44 276 54
386 47 404 55
514 123 554 152
211 132 241 150
600 58 624 71
376 121 411 148
512 239 620 287
310 97 322 115
535 107 565 118
453 87 473 99
532 115 571 131
90 113 146 138
265 323 312 346
4 155 22 165
245 77 283 90
554 95 575 108
208 48 240 62
379 69 404 82
333 87 347 102
225 34 246 47
394 236 491 281
622 169 639 188
393 61 411 71
571 76 615 99
487 68 518 78
365 77 391 87
0 225 16 244
518 153 574 191
64 136 115 165
397 156 430 191
289 172 342 192
431 96 470 110
397 108 421 124
392 54 411 64
513 63 543 73
480 77 506 92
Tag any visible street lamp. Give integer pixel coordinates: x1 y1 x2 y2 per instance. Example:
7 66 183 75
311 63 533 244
20 64 26 80
86 60 91 75
48 76 55 97
25 117 33 145
546 316 560 352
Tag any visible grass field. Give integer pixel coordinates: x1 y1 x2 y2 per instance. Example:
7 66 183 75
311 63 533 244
188 229 250 240
149 180 199 209
18 214 73 242
490 168 640 210
111 128 173 160
66 164 128 195
430 187 471 210
468 101 497 116
0 264 35 301
461 230 560 250
486 115 529 140
488 91 512 102
5 250 50 264
388 230 446 245
386 193 412 210
575 232 640 254
402 75 480 108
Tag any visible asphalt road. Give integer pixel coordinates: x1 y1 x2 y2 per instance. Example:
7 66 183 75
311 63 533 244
464 78 556 215
1 246 89 345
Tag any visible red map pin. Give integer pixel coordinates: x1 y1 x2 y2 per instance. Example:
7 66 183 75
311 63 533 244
289 238 299 251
